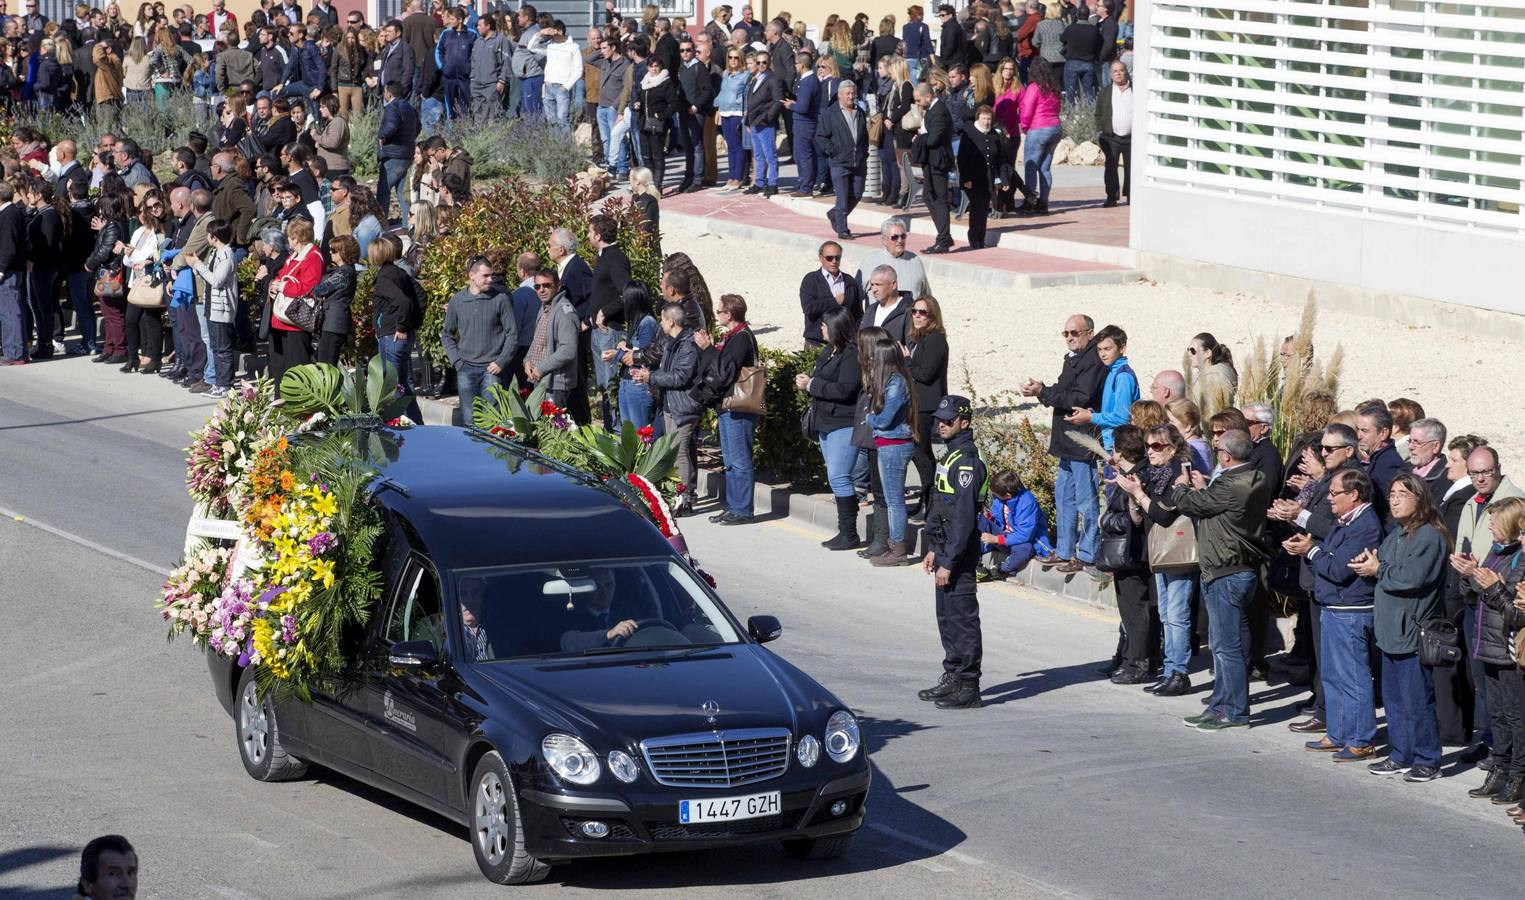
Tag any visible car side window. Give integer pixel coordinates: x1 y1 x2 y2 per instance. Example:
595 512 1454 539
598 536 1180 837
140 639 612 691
385 562 443 652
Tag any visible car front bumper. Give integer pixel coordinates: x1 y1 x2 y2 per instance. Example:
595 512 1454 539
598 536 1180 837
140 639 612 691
518 767 870 860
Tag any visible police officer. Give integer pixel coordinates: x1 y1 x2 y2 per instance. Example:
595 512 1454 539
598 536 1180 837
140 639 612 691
918 395 988 710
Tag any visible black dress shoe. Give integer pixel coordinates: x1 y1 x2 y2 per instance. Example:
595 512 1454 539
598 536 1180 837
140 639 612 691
1288 716 1327 734
139 363 162 374
923 244 949 255
836 231 853 240
742 185 763 195
709 511 736 524
118 360 138 373
104 355 127 364
1110 666 1150 685
720 514 753 526
1102 198 1118 208
1153 673 1192 697
91 353 111 363
1095 659 1122 676
763 186 777 198
161 366 187 380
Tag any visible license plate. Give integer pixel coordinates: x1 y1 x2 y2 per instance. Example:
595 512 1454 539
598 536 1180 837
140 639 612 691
678 791 781 824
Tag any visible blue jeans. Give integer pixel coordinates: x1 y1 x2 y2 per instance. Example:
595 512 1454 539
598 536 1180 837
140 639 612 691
376 332 422 421
1154 571 1195 677
1382 651 1442 767
598 105 629 173
718 410 758 516
1321 607 1377 749
377 157 411 224
0 271 27 361
454 361 499 427
985 542 1035 575
618 377 657 430
518 74 544 116
1053 456 1099 563
1204 569 1256 723
722 115 746 181
817 426 859 499
67 271 97 351
591 326 622 430
1063 58 1096 100
1024 125 1063 205
195 302 216 384
876 440 915 541
750 125 779 187
543 83 572 130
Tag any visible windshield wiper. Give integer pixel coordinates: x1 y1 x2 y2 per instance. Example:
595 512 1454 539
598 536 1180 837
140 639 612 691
579 643 724 657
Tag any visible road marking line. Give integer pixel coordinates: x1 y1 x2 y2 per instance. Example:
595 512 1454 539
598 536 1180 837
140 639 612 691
0 503 171 577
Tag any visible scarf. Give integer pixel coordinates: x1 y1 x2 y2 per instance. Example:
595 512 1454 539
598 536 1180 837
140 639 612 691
1144 458 1178 497
717 322 746 348
527 301 553 373
641 69 670 90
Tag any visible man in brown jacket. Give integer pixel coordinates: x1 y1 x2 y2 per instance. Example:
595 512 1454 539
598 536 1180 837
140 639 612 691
92 39 124 119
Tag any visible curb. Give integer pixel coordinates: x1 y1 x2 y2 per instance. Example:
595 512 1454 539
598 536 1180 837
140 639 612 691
415 394 1119 612
663 210 1145 293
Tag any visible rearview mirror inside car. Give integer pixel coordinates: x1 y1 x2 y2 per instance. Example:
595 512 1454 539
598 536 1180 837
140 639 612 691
748 615 782 644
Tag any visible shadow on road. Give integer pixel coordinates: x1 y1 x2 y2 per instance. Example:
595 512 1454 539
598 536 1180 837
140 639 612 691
980 659 1111 707
0 844 79 900
0 404 210 432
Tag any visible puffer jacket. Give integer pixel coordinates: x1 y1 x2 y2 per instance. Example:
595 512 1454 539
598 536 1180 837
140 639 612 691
1099 461 1148 572
647 329 702 425
1470 543 1524 666
312 263 355 335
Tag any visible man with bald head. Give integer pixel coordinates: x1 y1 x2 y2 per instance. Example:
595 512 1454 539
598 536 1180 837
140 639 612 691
1151 369 1185 404
51 139 90 197
1020 314 1107 573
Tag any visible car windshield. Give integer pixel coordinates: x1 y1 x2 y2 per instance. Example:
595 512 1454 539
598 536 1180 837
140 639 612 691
451 559 743 661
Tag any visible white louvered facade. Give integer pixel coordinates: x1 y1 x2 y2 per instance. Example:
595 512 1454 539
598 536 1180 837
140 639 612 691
1131 0 1525 315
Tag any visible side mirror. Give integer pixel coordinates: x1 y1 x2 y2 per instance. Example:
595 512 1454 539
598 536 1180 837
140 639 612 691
388 640 440 669
747 615 782 644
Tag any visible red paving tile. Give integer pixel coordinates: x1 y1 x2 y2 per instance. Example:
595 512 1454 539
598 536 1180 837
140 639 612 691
662 188 1126 276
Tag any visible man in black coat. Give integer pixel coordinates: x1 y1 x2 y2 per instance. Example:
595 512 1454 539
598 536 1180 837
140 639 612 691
799 240 862 349
742 51 784 195
548 226 595 425
588 215 631 430
861 264 912 344
912 83 955 253
675 40 715 193
0 182 30 365
1019 314 1107 571
934 5 968 69
764 21 795 156
814 80 869 240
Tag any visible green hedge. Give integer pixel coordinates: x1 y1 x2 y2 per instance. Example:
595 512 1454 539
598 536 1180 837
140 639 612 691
753 347 827 487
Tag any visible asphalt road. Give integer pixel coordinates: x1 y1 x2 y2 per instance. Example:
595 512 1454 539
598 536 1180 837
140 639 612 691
2 358 1522 899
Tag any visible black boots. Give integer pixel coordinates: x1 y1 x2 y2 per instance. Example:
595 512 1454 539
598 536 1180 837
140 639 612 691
821 496 861 551
935 680 982 709
857 505 888 559
1491 775 1525 805
1469 768 1507 799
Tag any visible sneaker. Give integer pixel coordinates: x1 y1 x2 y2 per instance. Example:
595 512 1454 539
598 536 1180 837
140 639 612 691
1404 765 1441 783
1196 714 1248 732
207 386 229 398
1183 711 1217 727
1304 737 1340 752
975 566 1008 583
1368 758 1411 776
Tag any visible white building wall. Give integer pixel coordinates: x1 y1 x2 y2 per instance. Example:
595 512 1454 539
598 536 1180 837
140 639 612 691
1131 0 1525 317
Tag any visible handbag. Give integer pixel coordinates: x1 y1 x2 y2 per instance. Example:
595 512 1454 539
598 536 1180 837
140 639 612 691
850 393 874 450
1418 618 1462 668
899 106 923 133
270 246 321 331
94 266 125 298
723 364 767 416
126 271 167 308
799 404 817 441
867 112 885 145
1148 519 1200 572
642 113 667 135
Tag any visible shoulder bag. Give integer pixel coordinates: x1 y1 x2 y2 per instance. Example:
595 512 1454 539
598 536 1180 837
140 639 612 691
1148 519 1200 572
799 403 817 441
126 269 168 308
271 247 322 332
724 334 766 415
850 393 875 450
94 265 125 298
1418 618 1462 668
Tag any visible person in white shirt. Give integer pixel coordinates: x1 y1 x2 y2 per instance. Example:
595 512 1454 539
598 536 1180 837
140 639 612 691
1097 60 1133 207
540 21 584 132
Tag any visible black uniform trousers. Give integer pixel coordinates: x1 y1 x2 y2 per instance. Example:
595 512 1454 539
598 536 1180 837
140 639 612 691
936 567 982 681
923 163 953 247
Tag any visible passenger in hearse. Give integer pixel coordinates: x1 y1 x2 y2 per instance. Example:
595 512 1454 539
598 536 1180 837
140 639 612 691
460 593 493 661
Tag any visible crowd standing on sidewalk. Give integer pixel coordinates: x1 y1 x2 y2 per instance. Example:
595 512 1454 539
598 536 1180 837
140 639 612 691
5 0 1525 836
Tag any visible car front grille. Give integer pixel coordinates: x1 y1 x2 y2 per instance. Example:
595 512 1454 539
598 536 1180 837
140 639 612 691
646 814 789 840
638 728 791 789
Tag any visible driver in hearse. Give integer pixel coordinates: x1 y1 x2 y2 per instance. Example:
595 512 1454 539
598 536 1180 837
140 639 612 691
559 570 641 652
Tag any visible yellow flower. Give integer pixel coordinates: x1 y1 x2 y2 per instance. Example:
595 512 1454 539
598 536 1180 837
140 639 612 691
309 558 336 589
311 491 337 519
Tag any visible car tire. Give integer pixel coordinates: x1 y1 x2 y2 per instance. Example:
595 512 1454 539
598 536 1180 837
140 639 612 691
236 670 308 782
782 835 855 860
470 751 550 885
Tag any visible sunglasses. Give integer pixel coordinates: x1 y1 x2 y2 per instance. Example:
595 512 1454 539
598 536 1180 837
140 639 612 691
887 234 906 241
822 254 840 261
1211 428 1226 436
911 309 930 317
1146 442 1170 451
1319 444 1346 453
534 282 555 289
1187 347 1199 355
1061 329 1090 338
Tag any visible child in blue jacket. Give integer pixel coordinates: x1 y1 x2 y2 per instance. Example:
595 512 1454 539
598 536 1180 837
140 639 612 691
979 470 1052 582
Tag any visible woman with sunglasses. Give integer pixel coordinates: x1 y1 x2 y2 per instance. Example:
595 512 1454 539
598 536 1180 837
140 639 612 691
633 55 681 194
797 306 863 551
117 190 169 374
1186 331 1238 420
905 295 947 517
716 47 749 191
1113 423 1199 696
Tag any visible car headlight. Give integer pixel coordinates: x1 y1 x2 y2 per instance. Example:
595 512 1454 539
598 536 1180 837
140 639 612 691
542 734 601 785
607 749 639 783
824 710 860 763
796 734 820 768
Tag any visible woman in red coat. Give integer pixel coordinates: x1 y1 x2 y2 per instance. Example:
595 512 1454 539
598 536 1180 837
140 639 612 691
264 218 323 386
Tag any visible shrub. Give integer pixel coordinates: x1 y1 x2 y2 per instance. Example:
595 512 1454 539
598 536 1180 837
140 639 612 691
960 359 1057 525
11 95 203 166
752 347 827 487
416 179 661 368
1234 295 1344 458
1060 94 1099 146
340 266 379 366
346 110 380 179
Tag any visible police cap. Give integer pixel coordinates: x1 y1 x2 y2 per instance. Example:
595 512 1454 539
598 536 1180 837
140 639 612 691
932 395 973 422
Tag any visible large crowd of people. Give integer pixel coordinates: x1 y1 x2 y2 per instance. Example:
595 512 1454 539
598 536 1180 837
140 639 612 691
4 0 1521 835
